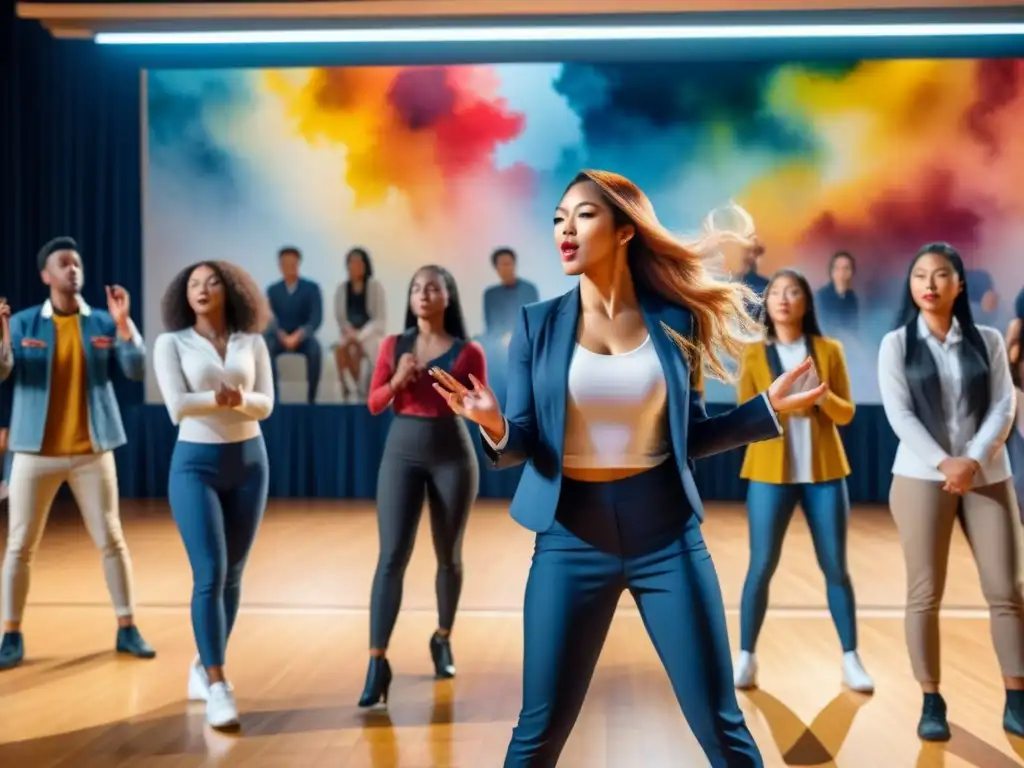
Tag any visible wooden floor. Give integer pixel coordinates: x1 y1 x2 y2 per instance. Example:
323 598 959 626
0 500 1020 767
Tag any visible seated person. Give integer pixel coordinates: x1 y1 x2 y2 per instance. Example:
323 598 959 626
265 246 323 404
333 247 386 400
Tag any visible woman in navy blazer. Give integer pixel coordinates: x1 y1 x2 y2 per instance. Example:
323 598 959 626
432 170 825 767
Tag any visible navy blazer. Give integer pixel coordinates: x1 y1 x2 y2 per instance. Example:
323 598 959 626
482 284 782 533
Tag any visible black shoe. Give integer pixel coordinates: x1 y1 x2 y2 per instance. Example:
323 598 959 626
917 692 951 742
358 656 393 708
116 626 156 659
1005 689 1024 737
0 632 24 670
430 632 455 679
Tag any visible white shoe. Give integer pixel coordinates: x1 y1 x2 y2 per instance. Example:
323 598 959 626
206 681 240 730
188 657 234 702
842 651 875 694
188 656 210 701
734 651 758 690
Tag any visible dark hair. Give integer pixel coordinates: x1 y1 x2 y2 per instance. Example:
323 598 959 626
491 247 516 268
404 265 468 340
278 246 301 261
763 268 824 339
346 247 373 278
829 250 855 273
894 242 991 435
161 260 270 334
37 236 79 271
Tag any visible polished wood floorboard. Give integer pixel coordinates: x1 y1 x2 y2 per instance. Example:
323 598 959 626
0 500 1020 767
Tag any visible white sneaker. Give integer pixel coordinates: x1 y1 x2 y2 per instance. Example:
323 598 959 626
188 657 235 702
734 651 758 690
206 681 240 730
187 656 210 701
842 651 875 694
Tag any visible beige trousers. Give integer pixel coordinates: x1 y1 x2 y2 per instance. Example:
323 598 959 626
2 451 135 623
890 475 1024 683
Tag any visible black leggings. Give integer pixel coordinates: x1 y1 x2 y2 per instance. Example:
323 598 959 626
369 415 479 649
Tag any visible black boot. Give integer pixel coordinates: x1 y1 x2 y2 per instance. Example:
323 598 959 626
917 692 951 742
358 656 393 708
1004 689 1024 737
430 632 455 679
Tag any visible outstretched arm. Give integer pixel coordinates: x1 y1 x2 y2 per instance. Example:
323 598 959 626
479 306 538 469
689 386 781 461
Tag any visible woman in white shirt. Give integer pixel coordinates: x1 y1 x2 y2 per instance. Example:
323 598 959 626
878 243 1024 743
153 261 274 731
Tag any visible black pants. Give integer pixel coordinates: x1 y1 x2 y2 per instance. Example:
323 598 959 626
369 415 479 649
505 461 762 768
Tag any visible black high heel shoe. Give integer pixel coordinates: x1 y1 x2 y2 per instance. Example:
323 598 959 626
358 656 393 708
430 632 456 679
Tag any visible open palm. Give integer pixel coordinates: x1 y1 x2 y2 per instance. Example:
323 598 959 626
430 368 502 431
767 357 829 414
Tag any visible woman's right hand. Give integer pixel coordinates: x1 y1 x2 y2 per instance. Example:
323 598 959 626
390 352 420 390
430 368 505 438
215 382 242 408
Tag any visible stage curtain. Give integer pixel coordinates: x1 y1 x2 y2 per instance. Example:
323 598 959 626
116 404 898 505
0 7 145 407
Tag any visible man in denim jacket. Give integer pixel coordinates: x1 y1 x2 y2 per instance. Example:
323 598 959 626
0 237 155 669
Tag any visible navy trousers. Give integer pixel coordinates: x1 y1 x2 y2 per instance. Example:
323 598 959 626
168 436 269 668
740 479 858 653
505 461 763 768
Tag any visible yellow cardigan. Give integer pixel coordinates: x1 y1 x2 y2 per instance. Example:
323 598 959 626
738 335 854 484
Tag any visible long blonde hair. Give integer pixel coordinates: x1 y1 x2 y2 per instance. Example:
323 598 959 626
571 170 763 384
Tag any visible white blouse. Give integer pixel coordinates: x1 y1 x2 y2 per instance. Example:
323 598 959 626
878 316 1014 487
153 329 274 444
774 338 814 485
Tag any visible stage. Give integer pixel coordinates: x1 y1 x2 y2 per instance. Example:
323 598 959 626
0 500 1020 767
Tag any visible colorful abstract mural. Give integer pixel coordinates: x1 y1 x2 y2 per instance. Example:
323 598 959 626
143 60 1024 403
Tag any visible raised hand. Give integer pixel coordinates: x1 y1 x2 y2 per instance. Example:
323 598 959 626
0 297 10 346
430 368 504 435
105 285 130 327
767 357 829 415
215 382 243 408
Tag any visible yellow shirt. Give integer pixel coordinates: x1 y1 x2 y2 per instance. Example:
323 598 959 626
40 313 94 456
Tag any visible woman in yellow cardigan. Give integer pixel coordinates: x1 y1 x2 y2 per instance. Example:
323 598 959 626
733 268 874 694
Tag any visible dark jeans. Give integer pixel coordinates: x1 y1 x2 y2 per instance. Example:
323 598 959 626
740 479 857 653
168 436 269 668
505 460 762 768
370 415 478 649
267 334 321 404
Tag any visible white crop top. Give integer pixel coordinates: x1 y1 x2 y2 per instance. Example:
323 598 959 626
153 329 275 444
562 336 671 469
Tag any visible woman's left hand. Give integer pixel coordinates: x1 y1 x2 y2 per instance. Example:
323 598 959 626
767 357 829 415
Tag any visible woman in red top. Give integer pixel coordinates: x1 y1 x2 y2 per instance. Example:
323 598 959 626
360 264 486 708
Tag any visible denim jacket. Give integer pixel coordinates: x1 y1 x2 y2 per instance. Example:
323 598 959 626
0 299 146 454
